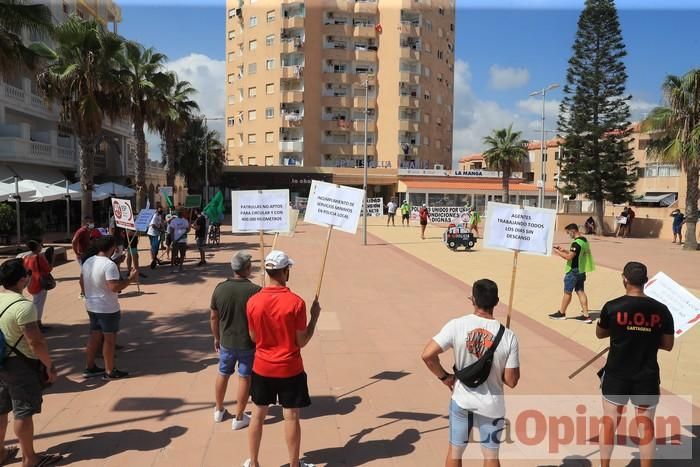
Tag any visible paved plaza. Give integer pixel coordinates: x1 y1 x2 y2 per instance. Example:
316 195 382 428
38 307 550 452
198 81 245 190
4 219 698 466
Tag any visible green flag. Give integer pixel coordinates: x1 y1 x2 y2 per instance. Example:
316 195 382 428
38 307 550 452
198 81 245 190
203 191 225 221
160 187 174 210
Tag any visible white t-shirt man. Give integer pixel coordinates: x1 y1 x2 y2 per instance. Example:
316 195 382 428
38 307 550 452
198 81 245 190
82 255 121 314
387 201 397 214
433 315 519 419
169 217 189 244
147 212 163 237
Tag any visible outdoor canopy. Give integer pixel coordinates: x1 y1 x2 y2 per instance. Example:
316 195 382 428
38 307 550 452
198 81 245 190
19 180 80 203
94 182 136 198
0 182 35 202
68 182 110 201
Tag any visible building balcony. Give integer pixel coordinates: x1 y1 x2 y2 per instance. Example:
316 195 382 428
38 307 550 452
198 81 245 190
321 95 352 107
400 48 420 60
281 90 304 103
323 47 352 61
322 72 352 84
281 113 304 127
400 95 420 107
353 96 376 108
0 137 75 168
399 71 420 84
328 0 353 9
279 140 304 152
399 23 421 37
352 144 376 156
282 16 305 28
281 65 304 79
399 144 420 156
281 40 304 53
353 25 377 38
399 120 420 132
324 23 353 37
321 143 353 155
353 49 377 61
352 119 376 131
354 1 378 14
321 119 351 131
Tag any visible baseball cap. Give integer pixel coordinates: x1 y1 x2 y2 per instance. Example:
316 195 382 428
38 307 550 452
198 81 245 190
623 261 648 286
231 251 252 272
264 250 294 270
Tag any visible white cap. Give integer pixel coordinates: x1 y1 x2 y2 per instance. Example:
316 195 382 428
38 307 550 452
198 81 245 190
264 250 295 270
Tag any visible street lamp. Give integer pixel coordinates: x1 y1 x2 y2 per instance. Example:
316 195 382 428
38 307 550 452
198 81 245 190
529 83 559 207
361 74 374 246
201 116 225 204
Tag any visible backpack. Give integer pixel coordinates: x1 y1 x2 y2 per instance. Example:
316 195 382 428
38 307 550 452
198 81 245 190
0 299 29 368
453 324 505 388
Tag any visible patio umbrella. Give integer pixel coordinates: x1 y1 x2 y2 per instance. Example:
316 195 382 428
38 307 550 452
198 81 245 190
95 182 136 198
68 182 110 201
21 179 80 240
0 182 35 202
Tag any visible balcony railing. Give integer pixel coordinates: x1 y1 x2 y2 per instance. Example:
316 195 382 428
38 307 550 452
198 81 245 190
279 140 304 152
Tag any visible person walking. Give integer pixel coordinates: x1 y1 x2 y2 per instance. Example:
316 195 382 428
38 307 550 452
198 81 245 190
670 208 685 244
0 259 61 466
596 262 674 467
148 207 165 269
468 208 481 238
243 250 320 467
421 279 520 467
386 199 397 227
210 252 261 430
400 200 411 227
22 241 53 332
626 206 636 237
168 210 190 272
549 223 594 323
419 204 430 240
194 209 208 266
71 216 94 265
81 236 137 380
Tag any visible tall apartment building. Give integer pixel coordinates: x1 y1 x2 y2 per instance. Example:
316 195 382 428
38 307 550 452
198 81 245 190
225 0 456 173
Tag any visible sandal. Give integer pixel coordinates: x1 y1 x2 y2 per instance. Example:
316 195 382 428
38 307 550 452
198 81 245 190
0 445 18 465
34 453 64 466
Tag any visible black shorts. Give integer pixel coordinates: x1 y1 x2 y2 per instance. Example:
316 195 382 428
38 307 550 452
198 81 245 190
601 371 660 408
388 212 396 218
420 220 428 226
0 357 43 419
250 371 311 408
402 213 410 220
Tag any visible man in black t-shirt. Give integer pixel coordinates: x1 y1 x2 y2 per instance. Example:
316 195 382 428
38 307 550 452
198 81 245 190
210 252 261 429
596 261 674 467
194 209 207 266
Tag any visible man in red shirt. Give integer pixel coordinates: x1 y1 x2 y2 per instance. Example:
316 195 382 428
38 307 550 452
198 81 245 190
243 250 320 467
71 216 94 264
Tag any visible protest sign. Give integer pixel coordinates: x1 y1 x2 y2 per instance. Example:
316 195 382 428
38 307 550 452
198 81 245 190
483 202 556 256
160 186 173 197
135 209 156 233
362 198 383 217
231 189 290 233
410 206 469 224
305 180 364 234
184 194 202 209
645 272 700 337
112 198 135 231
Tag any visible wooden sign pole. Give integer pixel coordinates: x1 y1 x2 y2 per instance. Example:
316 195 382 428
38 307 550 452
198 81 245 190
569 347 610 379
259 230 265 287
271 232 280 251
505 250 520 329
124 230 141 294
315 226 334 301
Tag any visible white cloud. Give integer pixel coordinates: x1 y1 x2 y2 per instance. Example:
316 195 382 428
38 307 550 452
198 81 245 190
146 53 226 160
629 98 659 122
489 65 530 90
516 97 561 118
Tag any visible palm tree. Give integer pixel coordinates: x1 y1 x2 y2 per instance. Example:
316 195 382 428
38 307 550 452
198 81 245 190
38 16 125 219
155 72 199 188
482 125 529 203
0 0 54 74
175 119 224 193
643 70 700 250
120 41 168 210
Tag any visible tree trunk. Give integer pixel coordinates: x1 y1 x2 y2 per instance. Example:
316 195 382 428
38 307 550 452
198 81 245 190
594 199 605 236
165 129 176 188
134 115 147 211
78 137 95 220
683 166 699 251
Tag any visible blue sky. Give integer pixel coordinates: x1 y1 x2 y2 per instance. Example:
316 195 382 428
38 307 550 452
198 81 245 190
117 2 700 161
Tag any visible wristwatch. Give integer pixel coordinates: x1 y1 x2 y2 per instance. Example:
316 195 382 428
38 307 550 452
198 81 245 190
439 373 450 381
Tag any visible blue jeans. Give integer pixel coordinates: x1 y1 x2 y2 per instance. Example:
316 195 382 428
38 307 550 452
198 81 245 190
449 399 505 451
218 346 254 377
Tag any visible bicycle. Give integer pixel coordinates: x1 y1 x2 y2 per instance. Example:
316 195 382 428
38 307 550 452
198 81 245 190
208 223 221 247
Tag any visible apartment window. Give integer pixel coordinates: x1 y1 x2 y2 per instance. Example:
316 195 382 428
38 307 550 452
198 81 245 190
265 156 274 166
227 73 234 84
238 88 244 101
248 62 257 74
249 16 258 27
247 157 257 165
438 7 445 15
227 138 235 150
266 83 275 94
227 117 235 127
266 59 275 70
265 132 274 143
424 20 432 32
266 34 275 46
266 10 275 22
228 30 235 40
249 40 257 51
227 52 235 63
248 134 257 144
424 90 430 100
228 8 236 18
227 95 235 105
424 136 430 146
265 107 274 119
248 110 257 121
450 23 454 31
437 50 444 60
423 113 430 123
248 87 257 97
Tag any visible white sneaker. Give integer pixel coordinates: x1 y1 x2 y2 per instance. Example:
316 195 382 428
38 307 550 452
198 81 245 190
241 459 252 467
232 413 251 430
213 408 228 423
300 462 316 467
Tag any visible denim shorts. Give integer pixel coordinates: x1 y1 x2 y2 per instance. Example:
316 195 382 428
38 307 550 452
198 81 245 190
219 346 254 377
87 311 121 333
449 399 505 451
564 269 586 293
149 235 160 254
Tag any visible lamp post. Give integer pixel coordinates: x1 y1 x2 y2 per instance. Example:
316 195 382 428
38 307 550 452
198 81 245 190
362 74 374 246
201 116 225 204
529 83 559 207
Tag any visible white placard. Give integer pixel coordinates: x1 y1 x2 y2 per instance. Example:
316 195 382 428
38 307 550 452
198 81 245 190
160 186 173 197
305 180 364 234
112 198 135 231
279 209 300 237
231 189 290 232
644 272 700 337
483 202 556 256
410 206 469 224
362 197 383 217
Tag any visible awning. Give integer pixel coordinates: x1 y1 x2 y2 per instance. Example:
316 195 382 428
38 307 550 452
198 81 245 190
634 193 676 206
20 180 80 203
402 179 556 193
0 163 70 184
95 182 135 198
0 182 35 202
68 182 110 201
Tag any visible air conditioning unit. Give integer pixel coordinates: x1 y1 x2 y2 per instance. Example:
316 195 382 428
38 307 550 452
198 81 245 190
434 164 444 170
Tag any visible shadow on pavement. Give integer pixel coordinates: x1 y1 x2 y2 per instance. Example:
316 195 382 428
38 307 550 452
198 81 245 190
303 428 420 466
48 426 187 464
265 396 362 425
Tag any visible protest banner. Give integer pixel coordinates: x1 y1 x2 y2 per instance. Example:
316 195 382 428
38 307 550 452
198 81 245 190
569 271 699 379
184 194 202 209
305 180 365 299
135 209 156 233
410 206 469 224
362 198 383 217
110 198 140 293
483 202 556 328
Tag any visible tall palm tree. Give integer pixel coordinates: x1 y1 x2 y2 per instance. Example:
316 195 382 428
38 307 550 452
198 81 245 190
175 119 224 193
482 125 529 203
643 70 700 250
0 0 54 74
120 41 168 210
155 72 199 188
38 16 125 219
